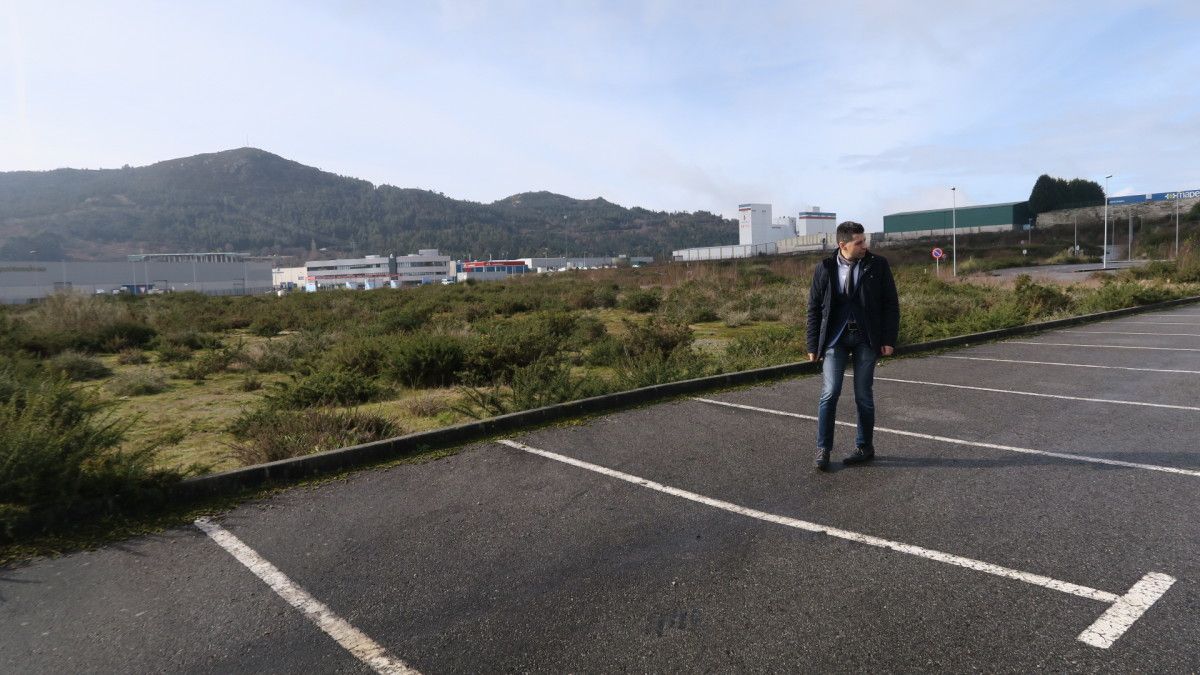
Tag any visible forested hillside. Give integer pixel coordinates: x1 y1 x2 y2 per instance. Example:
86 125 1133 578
0 148 736 260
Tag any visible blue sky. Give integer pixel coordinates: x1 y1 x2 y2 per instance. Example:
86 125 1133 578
3 1 1198 231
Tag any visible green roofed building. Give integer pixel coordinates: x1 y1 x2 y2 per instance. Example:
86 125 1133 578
882 201 1032 238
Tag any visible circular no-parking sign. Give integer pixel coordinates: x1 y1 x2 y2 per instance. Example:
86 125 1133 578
931 247 944 259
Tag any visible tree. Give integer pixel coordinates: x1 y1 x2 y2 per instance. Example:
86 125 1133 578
1028 175 1105 214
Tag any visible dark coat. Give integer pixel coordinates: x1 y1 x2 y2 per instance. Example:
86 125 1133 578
806 251 900 355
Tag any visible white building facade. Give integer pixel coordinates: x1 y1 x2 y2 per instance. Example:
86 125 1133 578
304 249 452 290
798 206 837 235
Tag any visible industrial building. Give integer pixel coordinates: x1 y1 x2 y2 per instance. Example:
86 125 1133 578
303 250 453 290
674 203 838 261
882 201 1032 239
0 253 273 304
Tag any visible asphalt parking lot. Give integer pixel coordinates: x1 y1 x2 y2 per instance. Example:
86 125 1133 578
3 305 1199 673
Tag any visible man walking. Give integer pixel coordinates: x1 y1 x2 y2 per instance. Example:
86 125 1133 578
806 221 900 471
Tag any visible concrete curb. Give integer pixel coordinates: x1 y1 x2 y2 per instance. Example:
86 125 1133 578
173 293 1200 501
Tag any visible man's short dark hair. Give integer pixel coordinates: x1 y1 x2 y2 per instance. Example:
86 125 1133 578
836 221 865 244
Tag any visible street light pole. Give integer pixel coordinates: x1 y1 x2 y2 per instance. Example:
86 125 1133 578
951 186 957 277
1127 207 1133 262
1103 175 1112 269
1176 193 1181 259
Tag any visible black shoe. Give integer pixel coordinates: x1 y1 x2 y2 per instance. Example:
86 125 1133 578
815 447 831 471
843 445 875 466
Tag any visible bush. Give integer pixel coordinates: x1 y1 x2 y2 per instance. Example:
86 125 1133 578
155 343 193 363
619 288 662 313
614 350 709 389
269 367 379 408
621 317 694 359
723 326 805 370
1075 281 1180 313
0 377 182 540
454 357 610 419
249 317 282 338
174 341 247 381
47 351 112 381
1013 275 1072 317
387 333 468 388
379 305 433 332
227 407 401 465
662 282 722 324
322 337 391 378
107 370 169 397
14 293 155 355
464 312 579 382
240 373 263 392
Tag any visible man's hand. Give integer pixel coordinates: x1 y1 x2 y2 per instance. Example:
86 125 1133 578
880 345 894 357
807 353 818 362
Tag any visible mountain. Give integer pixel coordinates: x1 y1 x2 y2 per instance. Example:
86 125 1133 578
0 148 737 261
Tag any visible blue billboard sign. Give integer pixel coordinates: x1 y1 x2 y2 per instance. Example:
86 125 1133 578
1108 188 1200 205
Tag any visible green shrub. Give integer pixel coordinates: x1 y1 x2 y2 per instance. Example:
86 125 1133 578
662 282 721 324
723 325 805 370
621 317 694 358
1013 275 1072 317
322 336 391 378
1075 281 1180 313
155 343 193 363
47 351 112 381
0 354 45 403
619 288 662 313
583 334 625 367
464 312 579 382
174 341 247 381
0 377 182 540
615 350 709 389
249 317 282 337
14 294 154 355
227 406 400 465
379 305 434 332
387 333 468 388
107 370 169 396
454 357 609 418
269 367 379 408
508 357 596 411
240 373 263 392
591 285 619 308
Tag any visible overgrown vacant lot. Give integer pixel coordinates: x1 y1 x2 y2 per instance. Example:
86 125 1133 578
2 241 1199 542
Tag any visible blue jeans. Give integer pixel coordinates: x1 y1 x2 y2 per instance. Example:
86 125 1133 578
816 329 877 450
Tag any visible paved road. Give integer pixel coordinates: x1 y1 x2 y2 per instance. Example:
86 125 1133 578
988 260 1148 281
3 305 1199 673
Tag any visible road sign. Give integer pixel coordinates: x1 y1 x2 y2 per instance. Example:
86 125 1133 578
931 247 944 259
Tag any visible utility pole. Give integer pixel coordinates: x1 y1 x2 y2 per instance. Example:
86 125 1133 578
951 187 957 277
1103 175 1112 269
1176 194 1181 259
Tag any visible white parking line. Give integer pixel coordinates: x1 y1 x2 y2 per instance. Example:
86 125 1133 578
497 439 1174 649
195 518 419 675
1064 330 1200 337
693 398 1200 478
1007 341 1200 352
864 375 1200 412
937 355 1200 375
